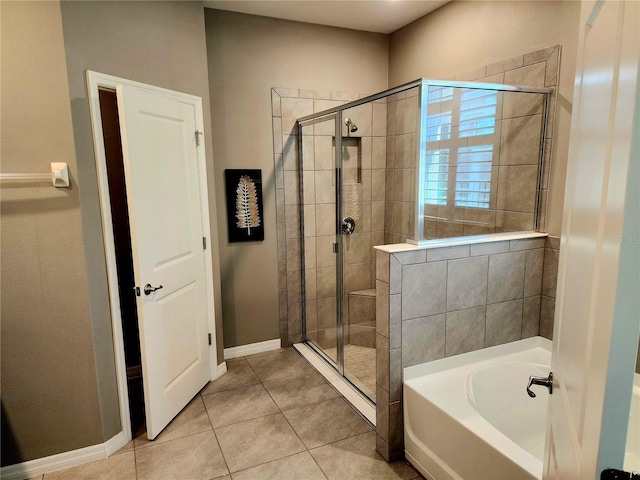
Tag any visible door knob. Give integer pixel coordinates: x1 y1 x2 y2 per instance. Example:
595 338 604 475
341 217 356 235
144 284 164 295
526 372 553 397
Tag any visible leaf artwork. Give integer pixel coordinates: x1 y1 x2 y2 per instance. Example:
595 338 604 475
235 175 261 234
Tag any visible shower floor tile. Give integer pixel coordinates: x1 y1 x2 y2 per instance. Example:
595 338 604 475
41 347 421 480
324 344 377 400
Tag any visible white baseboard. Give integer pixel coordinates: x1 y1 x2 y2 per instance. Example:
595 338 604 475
215 361 227 379
223 339 281 359
0 431 127 480
103 431 128 456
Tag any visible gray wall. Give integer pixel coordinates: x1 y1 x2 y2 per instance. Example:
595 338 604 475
60 0 224 366
1 0 225 466
388 0 581 237
1 1 104 464
205 10 389 348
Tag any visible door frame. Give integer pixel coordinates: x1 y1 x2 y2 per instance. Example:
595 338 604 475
85 70 220 444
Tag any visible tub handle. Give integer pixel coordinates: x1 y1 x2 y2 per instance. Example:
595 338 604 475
527 372 553 398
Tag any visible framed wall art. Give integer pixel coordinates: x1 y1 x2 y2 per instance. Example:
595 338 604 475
224 169 264 243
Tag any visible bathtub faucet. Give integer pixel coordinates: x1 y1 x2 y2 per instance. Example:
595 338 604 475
526 372 553 398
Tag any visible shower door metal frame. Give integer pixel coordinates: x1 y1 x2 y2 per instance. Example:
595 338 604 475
334 111 345 376
298 78 552 245
297 80 430 380
296 110 357 380
297 113 343 373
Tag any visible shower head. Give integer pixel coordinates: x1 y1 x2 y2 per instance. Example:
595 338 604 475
344 118 358 133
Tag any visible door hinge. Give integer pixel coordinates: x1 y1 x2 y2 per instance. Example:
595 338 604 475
333 242 338 253
202 237 207 250
208 333 212 345
134 286 140 297
195 130 203 147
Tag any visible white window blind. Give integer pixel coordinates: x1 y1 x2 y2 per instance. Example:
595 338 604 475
423 87 498 209
424 149 449 206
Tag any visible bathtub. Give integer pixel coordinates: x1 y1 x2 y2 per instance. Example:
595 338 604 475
404 336 640 480
404 337 550 479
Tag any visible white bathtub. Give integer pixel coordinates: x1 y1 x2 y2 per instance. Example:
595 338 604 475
404 336 640 480
404 337 551 480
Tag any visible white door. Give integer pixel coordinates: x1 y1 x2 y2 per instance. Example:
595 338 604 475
543 0 640 478
117 84 212 440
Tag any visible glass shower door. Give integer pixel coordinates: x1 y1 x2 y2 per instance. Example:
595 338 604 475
300 109 377 403
341 103 378 401
300 115 340 367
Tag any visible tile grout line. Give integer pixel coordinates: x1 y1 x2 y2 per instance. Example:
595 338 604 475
238 348 328 476
132 433 140 480
201 390 233 478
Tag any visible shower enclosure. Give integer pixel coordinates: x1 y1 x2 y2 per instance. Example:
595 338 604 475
297 79 550 403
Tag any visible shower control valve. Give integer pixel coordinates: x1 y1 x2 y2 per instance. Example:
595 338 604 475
341 217 356 235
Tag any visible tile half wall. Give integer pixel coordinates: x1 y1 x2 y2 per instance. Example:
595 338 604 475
374 235 559 460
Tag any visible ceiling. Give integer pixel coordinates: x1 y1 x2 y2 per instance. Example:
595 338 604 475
203 1 450 34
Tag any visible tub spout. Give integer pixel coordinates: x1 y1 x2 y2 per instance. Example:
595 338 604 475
527 372 553 398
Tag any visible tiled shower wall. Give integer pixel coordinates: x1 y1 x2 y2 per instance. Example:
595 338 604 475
374 236 547 460
541 235 560 338
385 89 419 243
272 88 384 346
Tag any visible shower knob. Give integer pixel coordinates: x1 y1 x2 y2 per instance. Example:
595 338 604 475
341 217 356 235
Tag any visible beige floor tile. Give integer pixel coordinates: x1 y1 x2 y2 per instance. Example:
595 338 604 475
135 431 228 480
262 371 338 411
203 384 279 428
309 432 419 480
283 397 372 449
201 358 260 395
43 451 135 480
113 440 134 455
230 451 327 480
135 396 212 449
215 413 305 473
245 349 315 382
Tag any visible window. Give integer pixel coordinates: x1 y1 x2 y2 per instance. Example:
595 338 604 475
455 145 493 208
424 149 449 206
423 87 498 209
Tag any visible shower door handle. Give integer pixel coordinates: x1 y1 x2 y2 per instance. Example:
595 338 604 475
341 217 356 235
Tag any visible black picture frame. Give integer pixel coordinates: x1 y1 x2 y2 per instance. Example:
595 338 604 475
224 169 265 243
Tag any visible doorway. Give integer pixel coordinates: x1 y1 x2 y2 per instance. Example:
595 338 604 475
97 88 145 438
86 71 220 446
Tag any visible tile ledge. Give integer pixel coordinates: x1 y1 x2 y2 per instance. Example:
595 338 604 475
373 231 548 253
